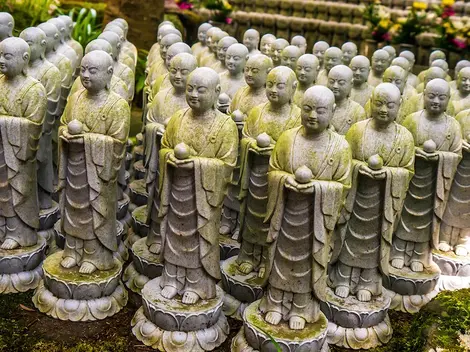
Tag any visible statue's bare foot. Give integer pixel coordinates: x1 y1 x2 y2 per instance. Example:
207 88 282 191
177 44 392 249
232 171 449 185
438 242 451 252
258 266 266 279
391 258 404 269
60 257 77 269
219 225 231 235
455 246 468 257
1 239 19 250
79 262 97 274
357 289 372 302
410 261 423 272
148 243 161 255
335 286 349 298
161 285 178 299
265 311 282 326
238 262 254 275
231 229 240 241
289 316 306 330
182 291 200 305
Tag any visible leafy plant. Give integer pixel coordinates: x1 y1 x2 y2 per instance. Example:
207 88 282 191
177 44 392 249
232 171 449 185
135 48 149 95
390 3 428 45
0 0 60 33
65 7 101 49
202 0 232 23
363 0 393 43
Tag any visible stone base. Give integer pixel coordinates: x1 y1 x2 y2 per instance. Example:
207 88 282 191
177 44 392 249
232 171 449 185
134 160 145 180
0 236 47 294
125 151 133 170
134 144 144 162
433 250 470 291
320 287 392 349
117 193 130 221
123 237 163 294
131 205 149 238
39 201 60 231
129 179 148 207
219 235 240 260
232 300 329 352
131 277 229 351
384 287 438 314
220 256 263 320
32 251 128 321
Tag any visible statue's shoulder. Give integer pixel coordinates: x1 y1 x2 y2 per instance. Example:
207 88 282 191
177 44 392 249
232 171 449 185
23 76 45 95
329 129 350 151
107 91 129 114
395 122 415 143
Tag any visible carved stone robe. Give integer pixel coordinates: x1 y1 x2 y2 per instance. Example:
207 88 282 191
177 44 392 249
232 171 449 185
70 75 130 103
220 72 248 100
350 83 374 108
331 99 366 135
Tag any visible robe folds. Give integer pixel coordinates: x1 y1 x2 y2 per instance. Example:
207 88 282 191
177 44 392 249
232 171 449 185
59 90 130 254
158 108 238 282
330 120 415 280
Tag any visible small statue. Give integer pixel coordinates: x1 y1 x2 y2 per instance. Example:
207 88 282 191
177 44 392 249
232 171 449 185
418 59 452 88
391 58 418 98
47 18 79 75
144 53 197 254
399 50 419 87
316 46 342 86
291 35 307 55
327 65 366 135
103 24 135 71
157 67 238 304
200 30 228 68
280 45 301 70
341 42 357 66
417 50 447 83
197 26 220 65
191 22 212 59
449 60 470 93
108 18 138 65
0 37 47 249
260 85 351 329
293 54 319 107
19 28 61 212
260 33 276 56
236 66 301 282
391 78 462 273
220 43 249 100
312 41 330 70
57 15 84 70
58 51 130 274
213 36 238 74
382 45 396 65
349 55 373 107
147 24 180 69
329 83 414 301
243 29 261 58
0 12 14 41
448 67 470 116
368 49 389 87
384 65 417 101
270 38 289 67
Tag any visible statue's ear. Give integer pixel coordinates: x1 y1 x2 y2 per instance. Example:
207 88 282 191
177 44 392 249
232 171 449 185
22 52 29 62
41 39 46 47
108 65 114 75
292 80 298 91
117 42 122 50
332 103 336 114
54 33 59 40
8 21 12 28
215 83 221 96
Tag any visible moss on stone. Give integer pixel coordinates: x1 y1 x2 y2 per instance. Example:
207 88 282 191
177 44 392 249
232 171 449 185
129 179 147 194
132 205 148 223
132 238 160 262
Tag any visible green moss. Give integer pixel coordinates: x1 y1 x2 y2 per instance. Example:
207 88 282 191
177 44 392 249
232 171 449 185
132 238 160 262
130 179 147 194
132 205 148 222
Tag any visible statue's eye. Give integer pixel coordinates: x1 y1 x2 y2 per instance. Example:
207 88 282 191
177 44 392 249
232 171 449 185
89 68 98 74
252 69 259 74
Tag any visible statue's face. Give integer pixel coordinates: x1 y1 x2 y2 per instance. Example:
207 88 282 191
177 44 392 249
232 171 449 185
372 53 388 73
383 71 406 94
160 37 180 60
0 24 11 40
243 32 258 52
325 51 341 72
186 73 219 113
296 59 316 85
281 48 300 70
271 44 284 64
20 30 44 61
198 28 208 43
266 71 294 105
342 45 357 65
327 69 352 101
457 70 470 94
210 35 221 53
313 44 328 66
170 60 192 90
350 60 369 85
292 38 307 55
301 94 333 133
424 84 450 114
260 37 274 56
371 89 400 124
0 42 28 77
80 55 112 93
244 59 269 88
217 41 232 62
226 48 246 74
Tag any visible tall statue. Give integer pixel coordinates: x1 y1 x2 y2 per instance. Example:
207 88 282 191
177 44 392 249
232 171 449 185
399 50 419 87
448 67 470 116
19 28 61 214
156 67 238 304
191 22 212 59
368 49 389 87
0 37 47 250
349 55 373 107
0 12 14 41
58 51 130 274
341 42 357 66
47 18 79 75
312 41 330 70
291 35 307 55
260 33 275 56
327 65 366 135
280 45 301 70
316 46 342 86
243 29 261 58
236 66 301 281
270 38 288 67
260 85 351 329
219 43 249 100
391 78 462 273
212 36 237 74
328 83 414 301
293 54 319 107
57 15 83 70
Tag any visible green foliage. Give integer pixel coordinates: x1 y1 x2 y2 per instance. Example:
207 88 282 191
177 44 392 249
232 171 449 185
135 48 148 96
66 7 102 49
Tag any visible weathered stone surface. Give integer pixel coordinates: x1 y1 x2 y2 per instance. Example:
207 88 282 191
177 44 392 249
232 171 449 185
129 179 149 207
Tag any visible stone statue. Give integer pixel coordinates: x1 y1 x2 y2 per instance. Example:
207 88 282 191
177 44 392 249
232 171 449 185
108 18 138 65
260 33 276 56
293 54 319 107
103 24 135 71
327 65 366 135
280 45 301 70
384 64 417 101
450 60 470 93
316 46 342 86
448 67 470 116
350 55 373 107
220 43 249 100
47 18 79 75
291 35 307 55
312 41 330 70
213 36 238 74
196 26 220 65
155 67 238 304
243 29 261 58
382 45 396 65
399 50 419 87
69 39 129 102
260 85 351 329
236 66 301 283
57 15 83 70
144 53 197 254
341 42 357 66
368 49 389 87
147 24 180 69
418 58 452 87
0 37 47 250
270 38 289 67
0 12 14 41
391 78 462 273
329 82 414 301
58 50 130 274
191 22 212 59
19 28 61 214
200 30 228 68
416 50 446 84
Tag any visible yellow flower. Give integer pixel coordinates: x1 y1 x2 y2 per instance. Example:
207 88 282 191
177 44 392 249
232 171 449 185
442 0 455 6
413 1 428 10
222 0 232 10
378 18 390 28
